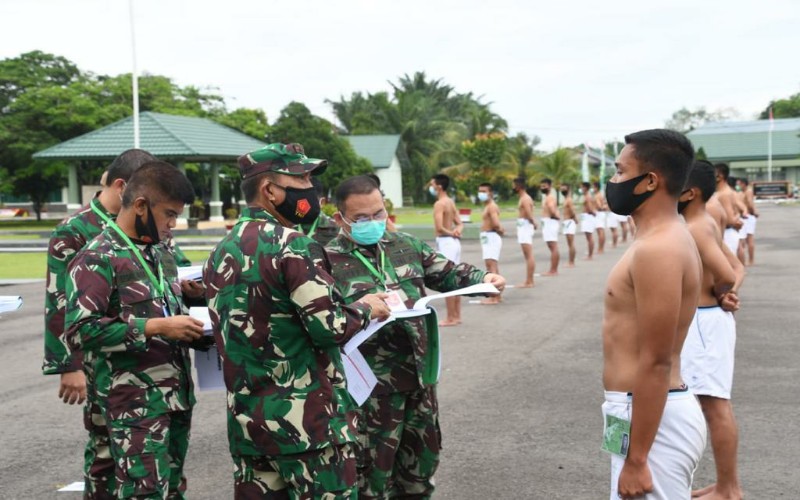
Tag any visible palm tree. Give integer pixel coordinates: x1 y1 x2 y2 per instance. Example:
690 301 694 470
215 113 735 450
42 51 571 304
532 147 581 186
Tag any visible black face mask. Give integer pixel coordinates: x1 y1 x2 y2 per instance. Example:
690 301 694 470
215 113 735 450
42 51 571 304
272 184 321 225
135 201 161 245
560 188 568 195
605 172 654 216
541 187 550 195
677 190 692 214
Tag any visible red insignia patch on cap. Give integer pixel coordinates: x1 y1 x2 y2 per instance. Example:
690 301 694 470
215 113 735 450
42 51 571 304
296 199 311 217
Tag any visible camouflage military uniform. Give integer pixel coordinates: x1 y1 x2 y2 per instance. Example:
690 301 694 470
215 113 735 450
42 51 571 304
203 207 372 499
326 231 486 499
65 228 195 499
299 212 340 247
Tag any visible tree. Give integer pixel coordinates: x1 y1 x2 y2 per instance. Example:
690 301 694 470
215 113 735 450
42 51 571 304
664 106 739 133
267 102 373 194
759 91 800 119
532 148 581 187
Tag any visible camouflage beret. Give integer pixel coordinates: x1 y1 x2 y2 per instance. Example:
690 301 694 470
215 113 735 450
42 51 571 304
238 143 328 179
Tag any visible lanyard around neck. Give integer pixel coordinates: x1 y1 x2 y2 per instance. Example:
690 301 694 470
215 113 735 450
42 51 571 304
351 247 388 288
91 201 166 296
305 217 320 238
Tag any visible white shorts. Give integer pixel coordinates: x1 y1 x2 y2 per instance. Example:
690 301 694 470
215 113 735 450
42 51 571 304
435 236 461 264
723 228 739 253
562 219 577 236
681 306 736 399
738 218 748 240
516 219 534 245
480 231 502 261
745 215 757 235
603 390 706 500
606 212 620 229
541 218 560 242
581 213 596 233
614 213 629 224
595 211 607 230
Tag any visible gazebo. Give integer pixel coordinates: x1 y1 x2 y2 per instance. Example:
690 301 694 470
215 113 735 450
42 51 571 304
33 111 265 221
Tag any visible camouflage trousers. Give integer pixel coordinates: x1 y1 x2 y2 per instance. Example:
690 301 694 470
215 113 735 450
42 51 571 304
356 386 441 499
82 354 116 500
107 411 192 499
232 442 357 500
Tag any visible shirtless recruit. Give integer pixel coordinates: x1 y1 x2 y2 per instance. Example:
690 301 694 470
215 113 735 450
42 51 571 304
712 164 744 257
479 183 504 304
679 160 745 500
513 177 538 287
560 183 579 267
602 129 706 499
736 178 758 266
580 182 597 259
430 174 465 325
593 183 608 253
539 178 560 276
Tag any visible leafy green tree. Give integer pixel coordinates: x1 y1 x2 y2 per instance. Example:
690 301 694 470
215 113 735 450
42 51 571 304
533 148 581 187
665 106 738 133
759 91 800 119
267 102 372 194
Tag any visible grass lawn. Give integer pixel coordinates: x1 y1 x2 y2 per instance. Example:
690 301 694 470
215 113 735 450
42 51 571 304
0 219 59 230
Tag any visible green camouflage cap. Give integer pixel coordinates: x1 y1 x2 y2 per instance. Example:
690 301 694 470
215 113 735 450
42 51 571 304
238 143 327 179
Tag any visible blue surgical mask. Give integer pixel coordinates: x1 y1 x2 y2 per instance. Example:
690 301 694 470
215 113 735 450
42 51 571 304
428 186 438 197
348 219 387 245
477 192 489 202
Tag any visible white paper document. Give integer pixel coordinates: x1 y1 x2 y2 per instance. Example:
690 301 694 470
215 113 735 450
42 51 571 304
194 345 225 391
188 307 213 335
393 283 499 318
58 481 84 492
343 317 395 355
177 265 203 282
342 349 378 406
0 295 22 314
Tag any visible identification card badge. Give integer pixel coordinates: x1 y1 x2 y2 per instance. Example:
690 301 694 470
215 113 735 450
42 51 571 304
383 290 408 313
601 414 631 458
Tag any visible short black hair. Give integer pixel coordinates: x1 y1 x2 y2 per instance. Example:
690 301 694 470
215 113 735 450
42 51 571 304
581 182 591 190
684 160 716 202
478 183 493 191
241 172 273 203
513 177 526 188
560 184 571 193
107 149 157 185
432 174 451 191
624 129 695 197
714 163 730 180
738 177 749 186
541 178 552 186
727 176 737 188
366 173 381 188
122 161 195 207
335 175 380 212
592 181 601 189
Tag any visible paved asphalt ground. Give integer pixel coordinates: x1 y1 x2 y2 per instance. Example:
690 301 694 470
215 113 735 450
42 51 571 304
1 203 798 499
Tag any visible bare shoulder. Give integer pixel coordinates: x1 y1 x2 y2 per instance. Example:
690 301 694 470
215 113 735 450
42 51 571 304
634 223 696 267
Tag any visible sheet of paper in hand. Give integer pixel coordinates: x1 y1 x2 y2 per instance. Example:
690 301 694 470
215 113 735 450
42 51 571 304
177 265 203 282
391 283 499 318
342 348 378 406
0 296 22 314
189 307 213 336
194 345 225 391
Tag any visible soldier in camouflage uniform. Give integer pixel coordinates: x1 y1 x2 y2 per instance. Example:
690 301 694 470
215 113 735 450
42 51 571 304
203 143 391 499
43 149 192 499
299 177 340 246
325 175 506 499
65 161 205 499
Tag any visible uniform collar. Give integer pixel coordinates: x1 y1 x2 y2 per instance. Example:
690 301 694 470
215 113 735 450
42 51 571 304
241 206 280 224
90 196 115 219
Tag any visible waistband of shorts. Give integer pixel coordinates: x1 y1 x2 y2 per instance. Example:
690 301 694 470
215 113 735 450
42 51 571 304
436 235 457 239
725 225 737 230
697 305 721 310
604 386 692 403
480 230 498 235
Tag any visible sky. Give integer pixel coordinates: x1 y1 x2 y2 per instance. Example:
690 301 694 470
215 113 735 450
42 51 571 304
2 0 799 150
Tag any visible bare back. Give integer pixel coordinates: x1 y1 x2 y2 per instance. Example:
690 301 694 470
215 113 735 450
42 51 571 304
706 195 727 238
518 193 535 223
481 201 503 234
541 193 560 218
582 193 597 214
595 192 608 211
563 197 577 221
603 220 701 392
433 196 460 237
686 211 735 307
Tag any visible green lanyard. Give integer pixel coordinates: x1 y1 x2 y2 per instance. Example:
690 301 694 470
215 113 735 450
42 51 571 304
351 248 390 288
305 217 320 238
90 201 167 297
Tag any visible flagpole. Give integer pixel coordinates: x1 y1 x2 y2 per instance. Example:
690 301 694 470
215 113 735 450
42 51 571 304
129 0 140 148
767 107 774 182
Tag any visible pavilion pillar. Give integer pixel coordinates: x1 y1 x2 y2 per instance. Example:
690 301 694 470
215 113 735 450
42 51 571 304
176 161 190 227
67 163 81 211
208 163 224 221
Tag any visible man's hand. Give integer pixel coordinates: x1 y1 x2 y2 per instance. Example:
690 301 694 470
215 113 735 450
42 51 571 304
732 217 744 230
617 460 653 499
180 280 205 299
59 371 87 405
483 273 506 293
453 227 462 238
532 219 539 230
358 293 391 321
146 316 205 342
719 291 740 312
496 227 505 237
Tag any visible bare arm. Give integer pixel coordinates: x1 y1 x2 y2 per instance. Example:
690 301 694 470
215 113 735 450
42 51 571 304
690 223 735 299
547 196 561 219
519 198 535 225
433 201 452 236
489 205 504 235
719 192 742 229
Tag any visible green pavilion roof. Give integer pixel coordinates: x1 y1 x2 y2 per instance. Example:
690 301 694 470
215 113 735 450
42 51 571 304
33 111 265 162
687 118 800 161
343 134 402 169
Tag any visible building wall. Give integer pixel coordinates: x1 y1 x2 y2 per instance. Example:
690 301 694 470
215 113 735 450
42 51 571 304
728 158 800 184
374 155 404 208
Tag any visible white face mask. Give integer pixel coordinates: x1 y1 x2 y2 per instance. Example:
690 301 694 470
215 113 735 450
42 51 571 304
428 186 438 196
477 192 489 202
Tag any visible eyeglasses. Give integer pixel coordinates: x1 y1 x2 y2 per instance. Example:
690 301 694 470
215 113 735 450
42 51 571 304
343 209 388 224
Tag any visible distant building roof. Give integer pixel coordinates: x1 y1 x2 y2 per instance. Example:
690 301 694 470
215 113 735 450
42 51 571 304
343 134 402 169
33 112 265 161
687 118 800 161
